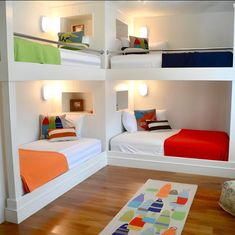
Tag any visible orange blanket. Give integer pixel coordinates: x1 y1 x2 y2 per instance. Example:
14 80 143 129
19 149 69 193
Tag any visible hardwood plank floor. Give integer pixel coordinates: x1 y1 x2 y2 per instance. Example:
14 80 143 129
0 166 234 235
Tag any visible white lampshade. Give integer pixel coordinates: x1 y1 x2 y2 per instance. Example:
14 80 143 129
139 83 148 96
82 36 90 45
41 16 50 33
140 26 148 38
42 85 51 100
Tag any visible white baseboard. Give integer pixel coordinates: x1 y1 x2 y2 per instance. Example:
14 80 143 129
108 151 235 178
5 152 107 224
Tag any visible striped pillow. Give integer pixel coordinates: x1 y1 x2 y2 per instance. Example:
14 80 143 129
147 120 172 132
48 128 77 142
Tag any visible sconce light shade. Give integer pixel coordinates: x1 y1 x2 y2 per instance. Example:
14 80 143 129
140 26 148 38
41 16 50 32
42 85 51 100
139 83 148 96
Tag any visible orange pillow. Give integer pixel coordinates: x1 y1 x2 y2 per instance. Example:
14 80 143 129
48 128 77 142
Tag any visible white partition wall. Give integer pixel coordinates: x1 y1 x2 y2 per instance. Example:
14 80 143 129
0 82 6 224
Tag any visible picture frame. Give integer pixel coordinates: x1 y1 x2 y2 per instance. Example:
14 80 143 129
71 24 85 32
70 99 84 112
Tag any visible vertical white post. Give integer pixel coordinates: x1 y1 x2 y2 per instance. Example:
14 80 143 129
0 0 22 220
229 4 235 162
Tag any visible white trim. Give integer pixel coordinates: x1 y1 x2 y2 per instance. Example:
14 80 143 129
107 151 235 178
5 152 107 224
106 68 235 81
10 63 105 81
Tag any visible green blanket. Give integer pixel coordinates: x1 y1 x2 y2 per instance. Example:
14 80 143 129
14 37 61 65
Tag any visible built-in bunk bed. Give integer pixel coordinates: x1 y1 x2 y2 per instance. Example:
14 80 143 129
14 32 103 68
0 1 107 224
106 1 235 178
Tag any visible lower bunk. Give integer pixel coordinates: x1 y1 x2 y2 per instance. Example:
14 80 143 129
110 129 229 161
5 138 107 223
108 128 234 178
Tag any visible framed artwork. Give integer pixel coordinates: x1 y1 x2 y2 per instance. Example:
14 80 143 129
70 99 84 112
71 24 84 32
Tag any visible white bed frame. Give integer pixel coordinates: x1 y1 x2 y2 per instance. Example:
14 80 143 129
5 151 107 224
108 151 235 178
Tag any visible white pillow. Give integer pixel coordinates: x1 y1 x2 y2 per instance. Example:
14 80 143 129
156 109 167 121
65 114 85 138
122 110 137 133
149 41 168 50
120 37 130 48
113 38 122 51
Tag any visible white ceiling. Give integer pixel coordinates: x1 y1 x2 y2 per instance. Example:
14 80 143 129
112 1 235 18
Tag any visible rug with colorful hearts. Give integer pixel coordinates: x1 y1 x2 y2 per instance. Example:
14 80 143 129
100 179 197 235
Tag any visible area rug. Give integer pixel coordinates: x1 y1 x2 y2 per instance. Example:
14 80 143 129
100 179 197 235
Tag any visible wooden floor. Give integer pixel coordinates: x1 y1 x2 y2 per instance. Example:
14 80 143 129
0 166 234 235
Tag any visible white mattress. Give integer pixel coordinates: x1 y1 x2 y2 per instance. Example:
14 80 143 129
20 138 102 169
60 48 101 68
110 130 180 156
110 52 162 69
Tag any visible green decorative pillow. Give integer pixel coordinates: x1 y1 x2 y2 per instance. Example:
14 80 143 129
129 36 149 50
58 31 88 50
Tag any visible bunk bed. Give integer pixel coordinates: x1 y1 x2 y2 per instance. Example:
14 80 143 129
110 129 229 161
19 138 102 193
109 48 233 69
14 33 103 68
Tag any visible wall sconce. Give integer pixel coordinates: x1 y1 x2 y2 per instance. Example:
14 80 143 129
139 83 148 96
41 16 50 32
140 26 148 38
42 85 51 100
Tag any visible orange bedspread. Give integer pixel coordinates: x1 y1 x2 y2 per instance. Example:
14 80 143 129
164 129 229 161
19 149 69 193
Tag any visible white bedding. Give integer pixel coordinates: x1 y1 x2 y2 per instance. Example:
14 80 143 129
110 130 180 156
60 48 101 68
110 52 162 69
20 138 102 169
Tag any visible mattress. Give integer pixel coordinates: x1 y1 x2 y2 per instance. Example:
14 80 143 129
110 53 162 69
60 48 101 68
110 130 180 156
20 138 102 169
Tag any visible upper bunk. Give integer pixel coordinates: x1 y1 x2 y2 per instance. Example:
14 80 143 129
106 1 235 81
0 1 106 82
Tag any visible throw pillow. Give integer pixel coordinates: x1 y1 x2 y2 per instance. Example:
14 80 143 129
48 128 77 142
134 109 156 131
39 114 66 139
147 120 172 132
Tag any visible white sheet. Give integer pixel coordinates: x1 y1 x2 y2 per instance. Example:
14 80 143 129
60 49 101 68
110 130 180 156
110 52 162 69
20 138 102 169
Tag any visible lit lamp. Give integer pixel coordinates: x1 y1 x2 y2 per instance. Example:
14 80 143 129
42 85 51 100
139 83 148 96
41 16 50 32
140 26 148 38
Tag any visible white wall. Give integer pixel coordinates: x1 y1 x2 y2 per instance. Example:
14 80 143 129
13 1 53 40
134 11 234 48
105 1 133 51
134 81 231 133
51 2 105 49
15 80 106 149
13 1 105 50
105 80 135 149
0 82 6 223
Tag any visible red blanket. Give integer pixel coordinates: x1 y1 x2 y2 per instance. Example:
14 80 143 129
164 129 229 161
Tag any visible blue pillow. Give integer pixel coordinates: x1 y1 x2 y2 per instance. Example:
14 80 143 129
58 31 84 43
